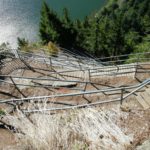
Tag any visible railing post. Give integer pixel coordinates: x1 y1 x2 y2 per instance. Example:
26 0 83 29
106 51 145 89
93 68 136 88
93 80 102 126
88 69 91 82
134 53 140 78
78 58 82 70
49 57 52 69
120 88 124 105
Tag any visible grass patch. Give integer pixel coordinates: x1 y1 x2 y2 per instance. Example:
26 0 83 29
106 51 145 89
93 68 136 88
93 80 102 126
0 109 5 116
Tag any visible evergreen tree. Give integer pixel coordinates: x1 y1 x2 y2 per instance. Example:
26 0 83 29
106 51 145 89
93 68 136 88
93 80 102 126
60 8 77 48
74 16 92 52
62 8 71 26
17 37 29 49
39 0 150 59
39 2 60 44
39 3 76 48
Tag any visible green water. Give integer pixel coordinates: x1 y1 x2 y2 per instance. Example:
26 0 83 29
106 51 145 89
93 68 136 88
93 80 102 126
45 0 106 19
0 0 106 47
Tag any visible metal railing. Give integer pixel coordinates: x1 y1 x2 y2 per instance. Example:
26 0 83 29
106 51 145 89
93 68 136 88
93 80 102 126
23 78 150 113
0 48 150 113
0 78 150 109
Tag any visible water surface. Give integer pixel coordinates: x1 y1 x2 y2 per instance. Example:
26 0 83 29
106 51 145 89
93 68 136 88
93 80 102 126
0 0 106 48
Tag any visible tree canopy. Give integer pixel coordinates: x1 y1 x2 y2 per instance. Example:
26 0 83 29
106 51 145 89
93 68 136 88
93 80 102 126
39 0 150 58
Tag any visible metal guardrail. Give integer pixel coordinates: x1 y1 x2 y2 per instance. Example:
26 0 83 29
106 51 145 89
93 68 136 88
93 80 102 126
0 78 149 103
0 50 150 88
0 48 150 113
14 49 150 66
0 49 150 82
22 78 150 113
1 48 150 65
0 78 149 113
1 49 150 73
1 58 149 79
95 51 150 61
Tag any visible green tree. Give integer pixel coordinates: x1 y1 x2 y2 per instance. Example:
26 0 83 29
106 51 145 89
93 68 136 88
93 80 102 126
39 1 61 44
74 16 92 52
127 35 150 63
38 0 150 59
60 8 77 48
39 3 77 48
62 8 71 26
17 37 29 50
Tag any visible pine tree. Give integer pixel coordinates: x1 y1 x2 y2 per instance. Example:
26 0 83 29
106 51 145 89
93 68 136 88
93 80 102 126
39 2 60 44
60 8 77 48
62 8 71 27
38 0 150 58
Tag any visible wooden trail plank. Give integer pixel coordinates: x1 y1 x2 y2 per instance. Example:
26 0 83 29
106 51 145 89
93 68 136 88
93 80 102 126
146 88 150 94
141 92 150 106
136 94 149 110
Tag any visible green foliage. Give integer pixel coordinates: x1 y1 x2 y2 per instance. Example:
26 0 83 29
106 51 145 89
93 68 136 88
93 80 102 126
0 109 5 116
124 31 141 52
74 16 93 53
39 0 150 60
39 2 61 44
134 35 150 56
72 142 88 150
17 37 43 52
62 8 71 26
43 41 59 56
78 0 150 58
127 35 150 63
60 8 77 48
17 37 29 50
39 2 77 48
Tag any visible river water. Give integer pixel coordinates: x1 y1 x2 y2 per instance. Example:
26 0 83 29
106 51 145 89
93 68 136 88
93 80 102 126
0 0 106 48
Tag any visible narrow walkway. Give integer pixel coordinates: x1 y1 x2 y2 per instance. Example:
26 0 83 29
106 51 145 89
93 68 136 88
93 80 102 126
136 86 150 110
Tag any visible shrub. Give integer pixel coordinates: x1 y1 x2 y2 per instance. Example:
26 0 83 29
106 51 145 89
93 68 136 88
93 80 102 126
43 41 59 56
0 109 5 116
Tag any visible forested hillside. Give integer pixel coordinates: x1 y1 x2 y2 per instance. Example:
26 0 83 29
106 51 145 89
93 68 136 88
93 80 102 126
39 0 150 57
